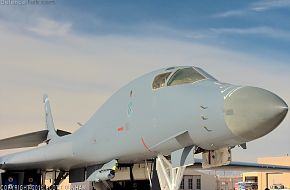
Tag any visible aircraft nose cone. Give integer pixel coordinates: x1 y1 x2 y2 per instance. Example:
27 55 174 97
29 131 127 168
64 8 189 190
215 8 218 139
224 86 288 141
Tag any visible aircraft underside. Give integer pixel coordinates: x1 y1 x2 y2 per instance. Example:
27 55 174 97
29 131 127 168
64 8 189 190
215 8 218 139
2 147 290 190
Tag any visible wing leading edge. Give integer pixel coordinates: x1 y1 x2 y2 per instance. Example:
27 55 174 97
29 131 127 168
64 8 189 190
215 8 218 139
0 130 48 150
191 159 290 172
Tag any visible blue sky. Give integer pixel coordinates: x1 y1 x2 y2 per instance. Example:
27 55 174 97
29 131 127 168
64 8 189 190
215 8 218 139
1 0 290 60
87 0 290 61
17 0 290 60
0 0 290 162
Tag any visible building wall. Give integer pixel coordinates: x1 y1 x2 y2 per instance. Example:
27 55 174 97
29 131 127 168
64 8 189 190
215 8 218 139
180 175 201 190
183 170 217 190
243 156 290 190
217 176 242 190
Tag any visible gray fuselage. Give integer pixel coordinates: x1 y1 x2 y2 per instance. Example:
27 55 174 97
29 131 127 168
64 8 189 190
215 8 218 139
1 66 288 170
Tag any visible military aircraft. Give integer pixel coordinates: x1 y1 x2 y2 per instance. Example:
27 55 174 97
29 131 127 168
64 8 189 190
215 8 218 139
0 66 288 190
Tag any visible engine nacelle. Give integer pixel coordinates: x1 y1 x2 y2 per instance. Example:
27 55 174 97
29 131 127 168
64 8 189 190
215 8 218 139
86 160 118 182
87 169 115 182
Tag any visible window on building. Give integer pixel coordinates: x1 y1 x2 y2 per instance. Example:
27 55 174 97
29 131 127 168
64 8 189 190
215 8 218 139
167 67 205 86
188 178 193 189
180 178 184 189
152 72 172 90
196 178 201 189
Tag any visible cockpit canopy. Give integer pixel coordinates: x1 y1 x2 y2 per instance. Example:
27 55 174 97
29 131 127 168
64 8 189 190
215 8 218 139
152 72 172 89
152 67 215 90
167 67 205 86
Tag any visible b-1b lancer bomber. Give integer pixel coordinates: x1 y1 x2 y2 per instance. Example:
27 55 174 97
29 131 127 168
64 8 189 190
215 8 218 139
0 66 288 190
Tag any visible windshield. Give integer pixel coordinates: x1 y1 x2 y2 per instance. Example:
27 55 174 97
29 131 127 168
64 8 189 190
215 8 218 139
195 67 217 81
152 72 172 90
167 67 205 86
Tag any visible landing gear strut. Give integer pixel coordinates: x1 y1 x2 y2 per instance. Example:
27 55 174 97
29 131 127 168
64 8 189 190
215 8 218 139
155 155 185 190
47 170 68 189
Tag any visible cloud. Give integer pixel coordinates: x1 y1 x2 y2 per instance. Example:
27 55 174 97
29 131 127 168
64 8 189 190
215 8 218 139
27 18 72 37
210 26 290 41
251 0 290 12
216 10 248 17
216 0 290 18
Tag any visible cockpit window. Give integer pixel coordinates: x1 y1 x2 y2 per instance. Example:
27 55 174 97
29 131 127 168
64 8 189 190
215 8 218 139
195 67 217 81
152 72 171 90
167 67 205 86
